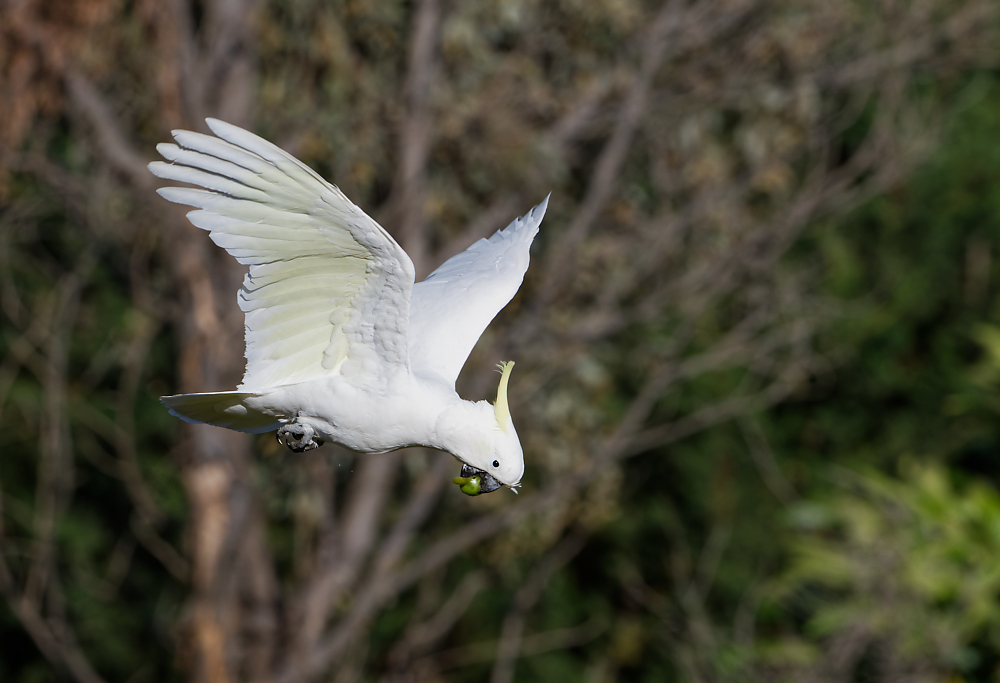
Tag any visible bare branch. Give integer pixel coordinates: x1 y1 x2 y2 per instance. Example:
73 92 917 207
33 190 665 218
0 553 108 683
491 531 588 683
63 70 153 189
384 0 442 276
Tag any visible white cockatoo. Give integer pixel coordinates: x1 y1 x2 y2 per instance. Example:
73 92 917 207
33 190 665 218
150 119 547 495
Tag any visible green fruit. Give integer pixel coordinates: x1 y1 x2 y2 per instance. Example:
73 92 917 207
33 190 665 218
452 475 483 496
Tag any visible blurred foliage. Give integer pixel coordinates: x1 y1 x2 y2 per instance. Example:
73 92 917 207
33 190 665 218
548 80 1000 682
760 460 1000 680
767 462 1000 681
774 78 1000 480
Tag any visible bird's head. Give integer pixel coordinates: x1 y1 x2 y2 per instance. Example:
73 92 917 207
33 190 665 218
440 361 525 495
484 360 525 488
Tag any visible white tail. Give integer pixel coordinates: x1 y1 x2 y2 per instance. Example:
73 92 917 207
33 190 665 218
161 391 279 433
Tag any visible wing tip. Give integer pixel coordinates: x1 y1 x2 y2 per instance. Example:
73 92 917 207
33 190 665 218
532 193 551 221
204 118 272 156
511 193 549 236
148 159 179 181
205 117 234 138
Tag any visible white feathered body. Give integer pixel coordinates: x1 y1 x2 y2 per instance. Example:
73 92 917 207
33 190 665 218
233 372 495 455
151 119 542 488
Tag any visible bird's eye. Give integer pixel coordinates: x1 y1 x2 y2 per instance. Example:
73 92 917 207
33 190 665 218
492 460 500 468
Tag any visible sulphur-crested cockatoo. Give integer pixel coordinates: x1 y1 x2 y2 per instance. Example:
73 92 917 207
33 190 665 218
150 119 547 495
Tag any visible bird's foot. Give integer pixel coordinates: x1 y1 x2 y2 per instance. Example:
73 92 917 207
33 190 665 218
277 422 324 453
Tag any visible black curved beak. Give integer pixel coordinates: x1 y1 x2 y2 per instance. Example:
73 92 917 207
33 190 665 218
458 464 502 494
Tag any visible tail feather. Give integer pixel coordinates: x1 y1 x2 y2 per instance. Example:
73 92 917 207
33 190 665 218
161 391 280 434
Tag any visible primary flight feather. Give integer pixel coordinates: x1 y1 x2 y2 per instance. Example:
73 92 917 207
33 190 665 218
151 119 547 494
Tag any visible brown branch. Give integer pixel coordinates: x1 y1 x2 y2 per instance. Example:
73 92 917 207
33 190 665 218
0 315 51 421
827 0 998 87
69 402 190 580
384 373 808 611
386 570 489 675
0 553 108 683
25 252 92 606
490 531 588 683
0 248 105 682
536 0 679 302
429 618 605 672
372 451 454 574
384 0 442 277
129 513 190 582
197 0 262 125
622 374 802 459
292 453 401 661
63 70 153 189
146 0 198 129
738 417 798 505
537 0 758 303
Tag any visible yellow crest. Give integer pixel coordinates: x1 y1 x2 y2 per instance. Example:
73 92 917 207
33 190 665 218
495 361 515 432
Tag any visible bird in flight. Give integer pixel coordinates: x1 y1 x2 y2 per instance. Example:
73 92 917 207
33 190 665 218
150 119 547 495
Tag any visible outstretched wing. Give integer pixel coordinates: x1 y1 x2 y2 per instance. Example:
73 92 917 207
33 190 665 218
408 196 548 387
150 118 414 390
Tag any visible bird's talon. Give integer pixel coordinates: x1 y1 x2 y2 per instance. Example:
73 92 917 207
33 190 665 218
277 423 323 453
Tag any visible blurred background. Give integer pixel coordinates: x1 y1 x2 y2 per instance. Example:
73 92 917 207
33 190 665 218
2 0 1000 681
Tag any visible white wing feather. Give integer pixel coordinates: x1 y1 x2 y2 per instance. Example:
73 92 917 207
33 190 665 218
408 196 548 387
150 118 414 390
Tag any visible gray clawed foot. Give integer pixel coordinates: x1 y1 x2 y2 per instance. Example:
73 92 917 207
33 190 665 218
277 422 324 453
